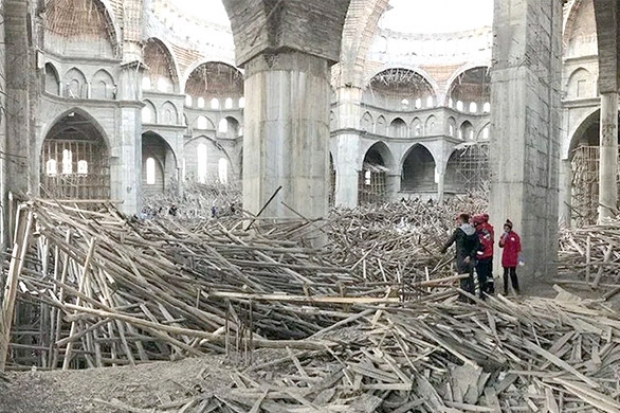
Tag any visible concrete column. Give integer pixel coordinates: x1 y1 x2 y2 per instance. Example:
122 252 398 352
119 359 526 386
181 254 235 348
490 0 562 281
243 52 330 220
333 86 362 208
112 62 144 214
559 159 572 228
334 134 360 208
599 93 618 222
437 172 445 203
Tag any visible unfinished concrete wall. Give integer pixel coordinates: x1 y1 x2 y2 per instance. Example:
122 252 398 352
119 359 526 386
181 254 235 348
490 0 562 279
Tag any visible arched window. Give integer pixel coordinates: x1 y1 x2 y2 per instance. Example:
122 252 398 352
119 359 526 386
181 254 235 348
142 77 151 90
456 101 464 111
481 126 490 140
218 158 229 183
197 116 208 130
210 98 220 110
415 98 422 109
238 127 243 137
448 98 454 108
77 160 88 175
426 96 434 108
146 158 156 184
225 98 233 109
483 102 491 113
185 95 193 107
142 106 153 123
401 99 409 109
46 159 57 176
469 102 478 113
197 97 205 109
62 149 73 174
197 143 207 183
218 118 228 133
239 97 245 108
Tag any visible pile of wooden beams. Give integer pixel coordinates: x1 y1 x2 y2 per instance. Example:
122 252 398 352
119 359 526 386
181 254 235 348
559 221 620 288
100 291 620 413
1 199 462 370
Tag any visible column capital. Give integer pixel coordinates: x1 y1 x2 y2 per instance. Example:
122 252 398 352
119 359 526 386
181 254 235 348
222 0 351 67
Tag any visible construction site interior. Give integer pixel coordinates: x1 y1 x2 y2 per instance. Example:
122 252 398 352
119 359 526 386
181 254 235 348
2 0 620 412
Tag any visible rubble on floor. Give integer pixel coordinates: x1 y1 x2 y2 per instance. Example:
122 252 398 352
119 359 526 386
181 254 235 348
1 197 620 412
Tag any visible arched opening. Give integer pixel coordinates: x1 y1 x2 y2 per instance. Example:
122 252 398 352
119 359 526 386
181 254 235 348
401 145 436 194
185 95 193 107
411 118 422 137
389 118 407 138
44 63 60 95
196 116 215 130
142 101 156 124
566 68 595 100
92 70 115 100
445 144 490 195
44 0 118 58
161 102 178 125
459 121 475 141
425 115 438 135
359 144 391 205
64 68 88 99
197 143 208 183
219 117 240 139
142 132 177 196
376 116 387 135
448 117 457 137
41 111 110 199
143 38 178 94
361 112 373 132
447 67 491 112
363 68 436 112
569 110 620 226
185 62 244 113
218 158 229 184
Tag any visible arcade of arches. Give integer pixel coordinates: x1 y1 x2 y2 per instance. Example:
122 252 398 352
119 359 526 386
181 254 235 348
3 0 618 277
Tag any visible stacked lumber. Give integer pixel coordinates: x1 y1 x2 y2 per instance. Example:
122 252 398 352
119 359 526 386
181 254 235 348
2 199 462 369
559 220 620 287
103 291 620 413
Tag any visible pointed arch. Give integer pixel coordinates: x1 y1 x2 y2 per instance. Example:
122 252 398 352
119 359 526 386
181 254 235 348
361 112 374 132
64 68 88 99
144 37 181 94
445 65 491 106
566 67 595 99
401 144 437 193
142 100 157 124
183 61 244 99
161 101 179 125
92 69 115 100
44 62 60 95
425 115 438 135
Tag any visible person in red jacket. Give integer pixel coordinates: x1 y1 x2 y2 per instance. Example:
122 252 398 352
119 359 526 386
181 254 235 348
473 214 494 299
499 219 521 295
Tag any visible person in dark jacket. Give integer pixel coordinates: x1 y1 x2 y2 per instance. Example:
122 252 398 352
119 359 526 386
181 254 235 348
441 213 480 302
499 219 521 295
473 214 494 299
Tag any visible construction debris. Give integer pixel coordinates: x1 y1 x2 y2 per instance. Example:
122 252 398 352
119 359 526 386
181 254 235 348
2 198 620 412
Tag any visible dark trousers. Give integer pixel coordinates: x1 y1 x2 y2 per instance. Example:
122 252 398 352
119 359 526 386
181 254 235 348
503 266 520 295
457 259 475 302
475 259 492 299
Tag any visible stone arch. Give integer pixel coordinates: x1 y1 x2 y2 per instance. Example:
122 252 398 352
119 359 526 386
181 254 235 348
92 69 115 100
445 143 490 194
363 67 439 110
425 115 438 135
411 117 423 137
565 0 597 56
363 65 440 98
361 111 374 132
40 109 111 199
183 61 244 101
358 141 395 204
142 131 179 196
337 0 392 88
446 66 491 107
43 0 120 58
64 68 88 99
142 100 157 124
195 115 216 131
184 136 234 184
44 62 60 95
459 120 475 141
376 115 387 135
161 101 179 125
389 118 407 138
143 37 181 94
219 116 241 138
401 144 437 194
566 67 595 99
447 117 457 137
478 123 491 141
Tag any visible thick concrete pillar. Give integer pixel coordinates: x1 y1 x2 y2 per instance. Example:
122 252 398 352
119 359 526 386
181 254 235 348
598 93 618 221
333 87 362 208
437 171 445 203
4 0 36 243
490 0 562 280
222 0 352 220
113 62 144 214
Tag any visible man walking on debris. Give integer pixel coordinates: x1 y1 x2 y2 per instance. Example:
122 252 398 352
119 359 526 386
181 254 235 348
440 213 480 302
473 214 494 299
